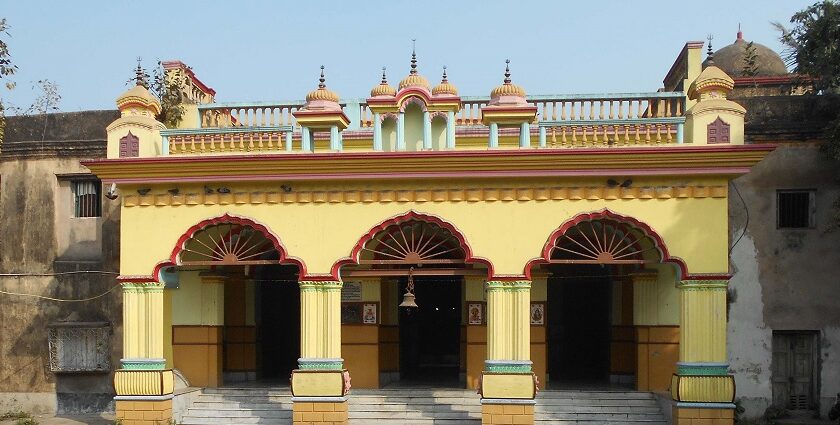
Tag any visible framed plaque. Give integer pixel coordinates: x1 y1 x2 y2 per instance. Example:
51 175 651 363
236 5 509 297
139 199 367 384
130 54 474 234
468 302 484 325
530 302 545 326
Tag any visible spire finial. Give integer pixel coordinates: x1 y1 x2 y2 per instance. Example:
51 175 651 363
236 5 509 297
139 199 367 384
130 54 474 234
706 34 715 63
318 65 326 89
441 66 448 83
381 66 387 84
504 59 511 84
737 23 743 41
133 57 148 87
410 39 417 75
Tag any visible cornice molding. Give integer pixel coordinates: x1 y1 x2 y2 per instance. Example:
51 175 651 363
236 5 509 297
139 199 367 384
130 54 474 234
82 145 775 184
121 185 728 208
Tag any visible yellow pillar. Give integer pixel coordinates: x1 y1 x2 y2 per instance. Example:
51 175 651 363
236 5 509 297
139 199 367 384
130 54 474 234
114 282 175 425
481 280 536 425
671 279 735 425
292 280 348 425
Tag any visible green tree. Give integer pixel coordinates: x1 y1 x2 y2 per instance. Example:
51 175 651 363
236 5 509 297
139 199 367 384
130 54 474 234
0 18 19 149
775 1 840 160
741 41 759 78
132 60 187 128
775 1 840 93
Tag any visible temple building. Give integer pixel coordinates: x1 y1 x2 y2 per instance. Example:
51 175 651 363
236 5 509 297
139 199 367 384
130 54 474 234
79 41 776 425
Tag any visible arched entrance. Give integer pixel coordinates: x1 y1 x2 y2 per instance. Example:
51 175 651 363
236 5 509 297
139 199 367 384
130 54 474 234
167 215 302 386
336 211 490 388
529 210 678 389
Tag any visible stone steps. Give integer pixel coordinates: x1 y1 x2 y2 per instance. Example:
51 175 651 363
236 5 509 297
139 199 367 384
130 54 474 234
179 387 669 425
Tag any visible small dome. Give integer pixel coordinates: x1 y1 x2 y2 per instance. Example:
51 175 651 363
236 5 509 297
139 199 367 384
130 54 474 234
398 50 430 90
370 67 397 97
703 31 788 77
490 60 526 101
432 67 458 96
305 66 341 104
116 84 161 115
688 64 734 100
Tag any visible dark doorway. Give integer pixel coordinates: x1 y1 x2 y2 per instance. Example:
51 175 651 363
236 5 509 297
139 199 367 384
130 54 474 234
772 331 820 412
255 265 300 382
398 276 462 385
547 264 612 385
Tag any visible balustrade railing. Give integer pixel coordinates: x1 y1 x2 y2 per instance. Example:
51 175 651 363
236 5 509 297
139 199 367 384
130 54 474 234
162 127 294 155
171 92 685 154
198 101 306 128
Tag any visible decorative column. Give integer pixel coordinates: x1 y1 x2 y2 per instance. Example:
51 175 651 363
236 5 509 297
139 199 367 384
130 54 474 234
285 129 294 152
292 280 349 425
330 125 340 151
488 123 499 148
481 280 536 425
301 127 312 151
671 279 735 425
446 111 456 149
114 282 175 425
538 125 546 148
422 110 432 149
396 112 406 150
373 112 382 150
519 122 531 148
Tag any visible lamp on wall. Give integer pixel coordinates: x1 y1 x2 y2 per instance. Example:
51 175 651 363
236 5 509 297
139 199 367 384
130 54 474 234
399 267 419 308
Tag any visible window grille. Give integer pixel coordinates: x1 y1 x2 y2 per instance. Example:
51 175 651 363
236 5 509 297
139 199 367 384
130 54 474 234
777 190 815 229
73 180 101 218
47 322 111 373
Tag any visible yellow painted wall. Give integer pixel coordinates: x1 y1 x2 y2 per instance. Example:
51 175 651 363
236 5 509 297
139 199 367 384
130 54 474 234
171 271 225 325
118 179 730 278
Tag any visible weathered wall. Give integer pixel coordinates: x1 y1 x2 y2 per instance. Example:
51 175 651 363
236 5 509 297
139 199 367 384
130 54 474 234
728 94 840 419
0 111 122 414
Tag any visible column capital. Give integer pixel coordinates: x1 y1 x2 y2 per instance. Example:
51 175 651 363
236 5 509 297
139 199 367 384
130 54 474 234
678 279 728 291
120 282 165 293
486 280 531 291
299 280 343 292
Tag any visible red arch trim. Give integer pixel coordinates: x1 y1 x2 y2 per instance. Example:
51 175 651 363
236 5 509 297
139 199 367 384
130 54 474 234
149 213 306 282
523 209 689 280
331 210 494 280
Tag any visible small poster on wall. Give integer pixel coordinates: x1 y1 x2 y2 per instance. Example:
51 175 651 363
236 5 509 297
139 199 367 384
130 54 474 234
468 303 483 325
362 303 378 324
530 303 545 326
341 281 362 302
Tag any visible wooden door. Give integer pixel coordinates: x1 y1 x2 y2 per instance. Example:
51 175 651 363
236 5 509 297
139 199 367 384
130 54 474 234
772 332 818 411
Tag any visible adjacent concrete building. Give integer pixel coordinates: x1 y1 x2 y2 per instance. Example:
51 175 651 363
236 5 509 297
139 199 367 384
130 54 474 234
0 110 122 414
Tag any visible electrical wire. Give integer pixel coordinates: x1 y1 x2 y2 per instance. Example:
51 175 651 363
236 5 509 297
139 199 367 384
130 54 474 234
0 270 120 277
729 180 750 255
0 284 120 302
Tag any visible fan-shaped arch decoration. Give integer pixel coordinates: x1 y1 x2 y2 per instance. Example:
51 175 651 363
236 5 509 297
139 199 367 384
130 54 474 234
177 222 282 266
360 220 466 267
549 218 659 264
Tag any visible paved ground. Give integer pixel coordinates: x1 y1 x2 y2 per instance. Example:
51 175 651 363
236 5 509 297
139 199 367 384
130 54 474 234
0 413 115 425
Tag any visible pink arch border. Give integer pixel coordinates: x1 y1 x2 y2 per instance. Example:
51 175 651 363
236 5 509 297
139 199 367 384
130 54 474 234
523 209 693 280
124 213 308 283
330 210 494 280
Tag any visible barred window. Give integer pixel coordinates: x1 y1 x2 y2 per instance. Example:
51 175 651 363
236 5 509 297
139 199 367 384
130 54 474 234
47 322 111 373
777 190 815 229
73 180 101 218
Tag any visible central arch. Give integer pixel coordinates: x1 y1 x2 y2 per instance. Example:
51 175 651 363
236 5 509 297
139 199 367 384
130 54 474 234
333 211 491 389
